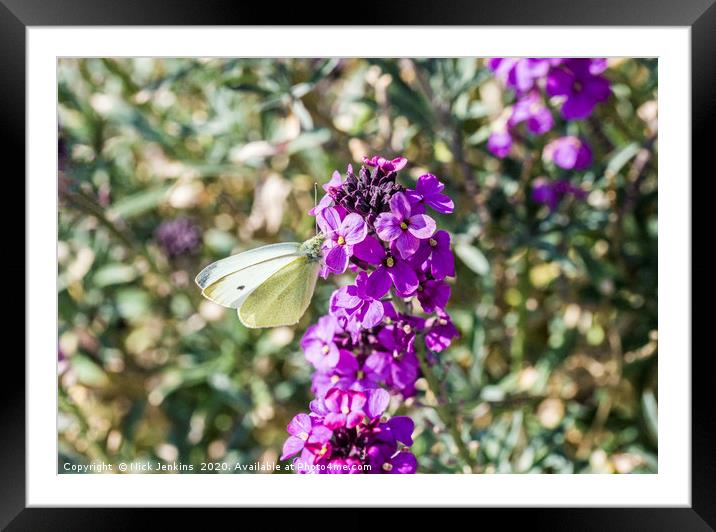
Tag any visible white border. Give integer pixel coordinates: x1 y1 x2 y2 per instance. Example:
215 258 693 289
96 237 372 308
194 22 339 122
28 27 690 506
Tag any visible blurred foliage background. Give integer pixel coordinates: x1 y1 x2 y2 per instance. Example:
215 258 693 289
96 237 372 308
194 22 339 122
58 58 657 474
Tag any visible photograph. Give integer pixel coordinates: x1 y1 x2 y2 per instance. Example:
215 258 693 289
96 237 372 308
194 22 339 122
57 57 658 475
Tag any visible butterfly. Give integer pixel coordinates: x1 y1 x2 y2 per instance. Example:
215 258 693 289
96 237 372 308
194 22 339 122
195 233 325 328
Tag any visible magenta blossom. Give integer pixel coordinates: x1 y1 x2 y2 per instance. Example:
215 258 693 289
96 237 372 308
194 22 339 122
281 413 333 460
417 279 451 313
488 58 552 93
546 58 610 120
406 174 454 214
374 192 436 259
331 271 386 329
424 313 459 353
352 235 419 297
543 136 593 170
301 315 342 371
508 91 554 135
487 130 513 158
362 155 408 172
318 207 367 274
408 230 455 281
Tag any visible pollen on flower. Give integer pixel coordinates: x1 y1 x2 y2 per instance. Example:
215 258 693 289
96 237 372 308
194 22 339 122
382 463 393 472
298 431 310 441
429 238 437 247
400 221 409 230
337 236 345 245
322 345 330 354
386 257 395 267
341 406 350 414
330 374 340 384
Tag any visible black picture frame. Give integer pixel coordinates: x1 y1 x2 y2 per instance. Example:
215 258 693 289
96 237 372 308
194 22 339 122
3 1 710 528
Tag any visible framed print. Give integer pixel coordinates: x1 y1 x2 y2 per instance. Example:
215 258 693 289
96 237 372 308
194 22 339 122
3 0 711 528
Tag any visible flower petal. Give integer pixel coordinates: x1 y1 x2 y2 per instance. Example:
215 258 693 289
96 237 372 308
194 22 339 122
374 213 402 242
367 267 392 299
395 231 420 259
325 244 349 274
407 214 436 239
389 192 412 220
387 258 419 296
281 436 305 460
360 299 385 328
352 235 386 265
287 413 312 437
387 416 415 446
317 206 342 234
340 213 368 245
365 388 390 418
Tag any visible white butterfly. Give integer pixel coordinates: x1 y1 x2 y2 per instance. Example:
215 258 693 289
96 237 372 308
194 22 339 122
195 234 325 328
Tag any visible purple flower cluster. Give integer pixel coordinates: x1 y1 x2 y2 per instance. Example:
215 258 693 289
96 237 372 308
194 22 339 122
282 155 460 474
154 218 202 258
282 388 417 474
487 58 607 210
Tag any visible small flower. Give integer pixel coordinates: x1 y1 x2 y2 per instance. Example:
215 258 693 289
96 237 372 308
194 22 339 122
362 155 408 172
532 177 586 211
321 388 369 429
543 136 592 170
353 235 419 297
405 174 454 214
488 58 552 93
408 230 455 281
487 130 513 158
508 91 554 135
330 271 386 329
154 218 202 258
318 207 367 274
417 279 451 313
374 192 436 259
546 58 610 120
301 315 342 371
281 413 333 460
425 313 459 353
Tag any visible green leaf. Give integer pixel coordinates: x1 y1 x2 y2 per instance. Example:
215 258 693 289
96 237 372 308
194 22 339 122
455 243 490 276
109 185 172 219
93 263 137 287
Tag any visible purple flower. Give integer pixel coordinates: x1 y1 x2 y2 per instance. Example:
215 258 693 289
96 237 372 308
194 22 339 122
417 279 451 313
408 230 455 281
487 130 513 158
312 350 384 396
380 451 418 474
488 58 552 93
508 91 554 135
331 271 386 329
532 177 586 211
546 58 610 120
363 155 408 173
323 388 374 430
281 413 333 460
405 174 454 214
543 136 592 170
353 235 419 297
301 315 341 371
318 207 367 274
154 218 202 258
425 313 459 353
374 192 436 259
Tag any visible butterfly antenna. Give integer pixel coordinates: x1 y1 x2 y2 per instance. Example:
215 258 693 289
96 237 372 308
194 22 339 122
314 182 318 235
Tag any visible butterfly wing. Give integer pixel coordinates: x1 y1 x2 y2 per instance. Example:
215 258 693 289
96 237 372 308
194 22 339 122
196 242 301 309
238 255 320 328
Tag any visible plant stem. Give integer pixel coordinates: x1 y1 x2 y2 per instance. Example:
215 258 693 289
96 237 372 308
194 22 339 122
416 348 478 473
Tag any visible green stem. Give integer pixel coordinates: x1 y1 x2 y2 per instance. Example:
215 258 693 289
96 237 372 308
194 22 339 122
416 348 477 473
